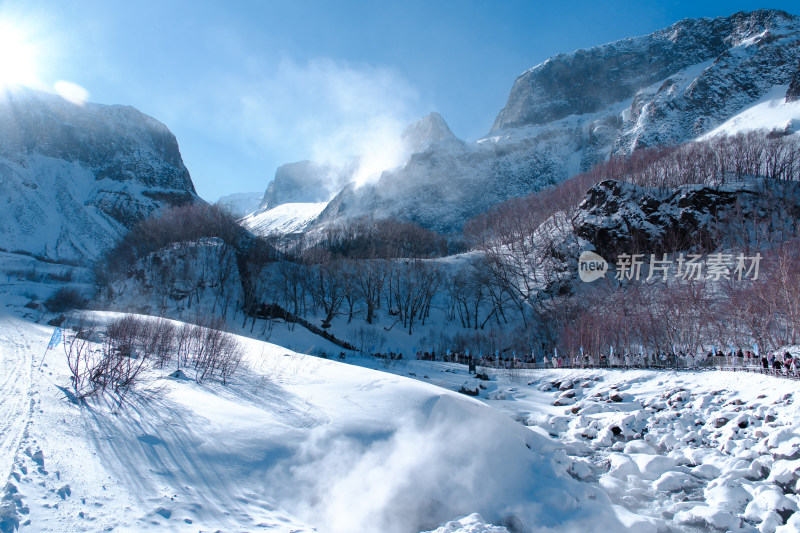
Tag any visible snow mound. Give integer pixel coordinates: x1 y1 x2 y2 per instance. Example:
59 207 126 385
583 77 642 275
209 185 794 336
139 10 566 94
422 513 509 533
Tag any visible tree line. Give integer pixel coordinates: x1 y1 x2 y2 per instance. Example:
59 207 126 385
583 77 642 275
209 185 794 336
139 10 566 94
92 130 800 359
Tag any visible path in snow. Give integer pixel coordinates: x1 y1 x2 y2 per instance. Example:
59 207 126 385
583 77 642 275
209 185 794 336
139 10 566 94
0 314 35 486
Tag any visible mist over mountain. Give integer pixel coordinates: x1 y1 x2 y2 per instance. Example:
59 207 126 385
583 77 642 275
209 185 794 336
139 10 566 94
252 9 800 235
215 192 263 218
246 112 461 235
0 88 198 263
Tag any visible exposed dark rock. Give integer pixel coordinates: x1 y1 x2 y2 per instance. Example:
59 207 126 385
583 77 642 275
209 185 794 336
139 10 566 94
571 179 796 262
787 62 800 102
712 417 729 428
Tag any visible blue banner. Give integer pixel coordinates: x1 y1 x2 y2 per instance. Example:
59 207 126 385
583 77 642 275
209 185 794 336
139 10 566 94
47 327 62 350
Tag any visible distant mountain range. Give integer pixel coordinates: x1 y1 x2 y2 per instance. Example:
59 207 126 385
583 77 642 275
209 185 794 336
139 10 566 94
4 9 800 265
249 9 800 235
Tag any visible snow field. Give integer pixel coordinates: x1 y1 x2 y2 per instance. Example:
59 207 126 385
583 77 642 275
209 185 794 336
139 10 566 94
1 313 628 533
455 368 800 532
4 294 800 532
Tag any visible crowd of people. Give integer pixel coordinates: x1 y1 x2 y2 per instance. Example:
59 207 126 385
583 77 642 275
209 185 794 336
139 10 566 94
405 346 799 378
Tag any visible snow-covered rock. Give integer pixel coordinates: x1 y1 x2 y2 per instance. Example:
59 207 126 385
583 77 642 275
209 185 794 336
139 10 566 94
674 504 740 531
743 487 798 522
571 178 800 261
422 513 509 533
651 471 698 492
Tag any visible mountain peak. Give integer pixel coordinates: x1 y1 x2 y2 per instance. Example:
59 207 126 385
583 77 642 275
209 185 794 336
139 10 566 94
491 9 799 132
401 112 458 153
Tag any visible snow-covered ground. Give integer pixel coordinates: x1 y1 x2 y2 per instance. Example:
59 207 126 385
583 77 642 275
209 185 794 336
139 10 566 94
0 310 618 533
373 360 800 532
2 304 800 532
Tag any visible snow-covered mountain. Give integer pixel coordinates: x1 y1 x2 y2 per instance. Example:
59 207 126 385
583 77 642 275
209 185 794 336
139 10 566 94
260 160 352 211
257 9 800 235
0 88 198 263
247 112 458 237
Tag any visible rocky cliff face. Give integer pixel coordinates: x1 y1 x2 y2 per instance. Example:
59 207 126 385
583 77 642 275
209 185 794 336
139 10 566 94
401 112 457 153
260 10 800 235
492 10 796 133
0 88 198 263
571 179 800 262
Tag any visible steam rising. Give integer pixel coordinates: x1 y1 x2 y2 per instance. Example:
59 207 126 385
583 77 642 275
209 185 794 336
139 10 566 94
220 57 420 189
266 395 618 533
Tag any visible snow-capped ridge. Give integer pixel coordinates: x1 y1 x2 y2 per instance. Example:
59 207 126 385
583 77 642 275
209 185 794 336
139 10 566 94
241 201 328 236
492 9 797 132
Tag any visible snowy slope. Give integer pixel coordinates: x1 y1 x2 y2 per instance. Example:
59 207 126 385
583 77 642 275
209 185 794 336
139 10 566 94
241 201 328 236
0 312 627 533
699 85 800 139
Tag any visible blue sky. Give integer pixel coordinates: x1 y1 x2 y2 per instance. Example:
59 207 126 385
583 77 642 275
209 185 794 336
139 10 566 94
1 0 798 202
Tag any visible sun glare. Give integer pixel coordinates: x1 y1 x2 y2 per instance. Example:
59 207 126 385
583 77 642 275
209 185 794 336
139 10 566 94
0 20 41 90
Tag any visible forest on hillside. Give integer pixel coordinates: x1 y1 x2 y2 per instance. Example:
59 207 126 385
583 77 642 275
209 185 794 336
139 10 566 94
91 131 800 359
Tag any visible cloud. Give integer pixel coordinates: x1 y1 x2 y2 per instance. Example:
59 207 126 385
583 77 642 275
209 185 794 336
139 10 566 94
209 57 420 187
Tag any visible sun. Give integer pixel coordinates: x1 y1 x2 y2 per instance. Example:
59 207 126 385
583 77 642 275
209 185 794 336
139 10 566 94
0 20 41 90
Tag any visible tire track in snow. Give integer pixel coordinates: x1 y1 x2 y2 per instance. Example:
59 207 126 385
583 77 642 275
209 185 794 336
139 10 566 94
0 315 35 485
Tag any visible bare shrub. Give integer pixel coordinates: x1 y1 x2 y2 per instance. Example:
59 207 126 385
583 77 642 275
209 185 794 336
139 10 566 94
63 313 245 407
63 317 97 399
191 319 244 384
98 315 151 396
147 318 177 369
